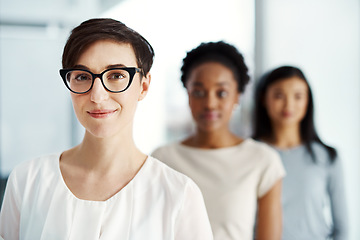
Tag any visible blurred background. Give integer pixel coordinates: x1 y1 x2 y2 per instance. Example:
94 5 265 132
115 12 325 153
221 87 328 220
0 0 359 239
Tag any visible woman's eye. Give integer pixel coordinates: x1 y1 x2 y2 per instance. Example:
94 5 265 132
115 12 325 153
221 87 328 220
295 93 305 100
191 90 205 98
75 74 91 81
218 90 228 98
109 73 126 80
274 93 284 99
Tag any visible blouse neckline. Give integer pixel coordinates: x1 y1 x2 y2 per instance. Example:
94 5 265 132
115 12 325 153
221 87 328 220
55 152 151 203
266 143 304 153
176 138 252 152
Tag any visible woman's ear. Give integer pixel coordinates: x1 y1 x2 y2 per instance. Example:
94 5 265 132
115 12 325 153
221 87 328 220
232 93 241 112
138 72 151 101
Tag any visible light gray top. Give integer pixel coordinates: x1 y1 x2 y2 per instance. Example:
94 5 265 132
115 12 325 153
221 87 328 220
270 142 348 240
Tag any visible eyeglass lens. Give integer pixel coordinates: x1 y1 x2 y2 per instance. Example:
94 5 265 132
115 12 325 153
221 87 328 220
65 69 131 93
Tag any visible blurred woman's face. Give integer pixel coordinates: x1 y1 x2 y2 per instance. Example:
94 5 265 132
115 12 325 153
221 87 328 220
264 76 309 128
186 62 240 133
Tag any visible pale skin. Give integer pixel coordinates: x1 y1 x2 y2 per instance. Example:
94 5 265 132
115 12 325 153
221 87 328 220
263 76 309 149
60 40 151 201
183 62 282 240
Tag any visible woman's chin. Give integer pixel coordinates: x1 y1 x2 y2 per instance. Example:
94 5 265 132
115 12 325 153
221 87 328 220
277 119 300 127
197 122 224 133
86 127 118 139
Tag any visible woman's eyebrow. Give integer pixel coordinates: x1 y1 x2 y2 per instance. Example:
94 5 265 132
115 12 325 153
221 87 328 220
192 81 204 87
217 81 230 86
72 64 128 70
105 64 127 69
73 64 89 70
190 81 231 87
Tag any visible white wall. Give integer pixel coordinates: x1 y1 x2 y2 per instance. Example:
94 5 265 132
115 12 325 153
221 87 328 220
0 26 72 175
255 1 360 239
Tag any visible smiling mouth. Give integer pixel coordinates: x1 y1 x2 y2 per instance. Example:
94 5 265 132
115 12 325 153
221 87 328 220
201 112 220 121
282 112 293 118
87 109 117 119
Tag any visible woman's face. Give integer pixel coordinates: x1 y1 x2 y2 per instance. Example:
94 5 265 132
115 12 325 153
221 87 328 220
70 40 150 138
264 76 309 128
186 62 240 133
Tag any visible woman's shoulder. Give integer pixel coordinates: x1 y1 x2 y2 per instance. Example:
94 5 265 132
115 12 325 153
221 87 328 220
13 153 59 171
141 158 212 239
241 138 281 159
4 153 61 204
310 141 332 154
151 142 191 166
239 139 285 177
146 156 197 187
141 156 202 201
309 141 338 165
152 142 185 155
9 153 60 184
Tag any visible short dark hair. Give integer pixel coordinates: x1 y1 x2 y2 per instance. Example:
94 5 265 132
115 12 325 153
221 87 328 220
62 18 154 76
180 41 250 93
252 65 337 163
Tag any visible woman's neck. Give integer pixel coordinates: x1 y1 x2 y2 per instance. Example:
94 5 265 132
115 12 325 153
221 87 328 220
267 124 302 149
64 130 145 175
183 128 243 149
59 130 147 201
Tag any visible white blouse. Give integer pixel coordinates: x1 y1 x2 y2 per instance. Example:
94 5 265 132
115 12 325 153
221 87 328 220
0 153 213 240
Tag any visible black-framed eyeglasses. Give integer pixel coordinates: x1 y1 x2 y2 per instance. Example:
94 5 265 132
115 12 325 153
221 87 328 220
59 67 142 94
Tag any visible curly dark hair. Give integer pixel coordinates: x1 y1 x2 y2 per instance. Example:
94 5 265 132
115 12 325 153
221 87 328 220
180 41 250 93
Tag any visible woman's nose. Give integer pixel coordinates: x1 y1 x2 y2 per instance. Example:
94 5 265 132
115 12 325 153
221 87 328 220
204 93 217 109
90 78 109 103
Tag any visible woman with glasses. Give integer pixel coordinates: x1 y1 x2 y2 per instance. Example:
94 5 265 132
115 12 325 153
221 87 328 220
152 41 285 240
252 66 348 239
0 18 213 240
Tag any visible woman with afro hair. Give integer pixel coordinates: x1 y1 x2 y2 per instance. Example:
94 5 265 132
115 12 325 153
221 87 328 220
152 41 285 240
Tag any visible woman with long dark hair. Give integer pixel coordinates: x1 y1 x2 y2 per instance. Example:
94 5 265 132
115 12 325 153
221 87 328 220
253 65 348 239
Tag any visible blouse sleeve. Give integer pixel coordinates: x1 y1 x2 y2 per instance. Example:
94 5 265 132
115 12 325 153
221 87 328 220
257 149 286 198
327 157 348 240
0 170 21 240
174 180 213 240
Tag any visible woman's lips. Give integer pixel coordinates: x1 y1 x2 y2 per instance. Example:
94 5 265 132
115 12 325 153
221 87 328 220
87 109 117 119
281 111 293 118
201 112 219 121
